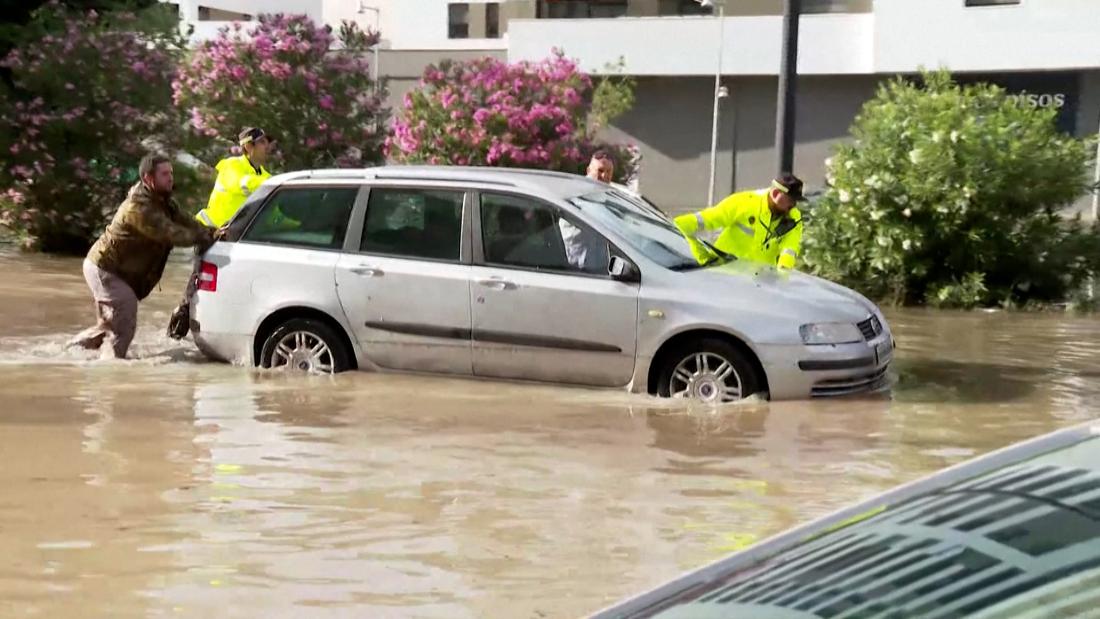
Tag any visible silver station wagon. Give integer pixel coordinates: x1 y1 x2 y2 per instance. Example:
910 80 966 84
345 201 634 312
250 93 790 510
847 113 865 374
191 166 894 402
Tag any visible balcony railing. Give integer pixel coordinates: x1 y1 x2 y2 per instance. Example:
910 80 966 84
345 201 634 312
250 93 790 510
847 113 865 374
533 0 872 19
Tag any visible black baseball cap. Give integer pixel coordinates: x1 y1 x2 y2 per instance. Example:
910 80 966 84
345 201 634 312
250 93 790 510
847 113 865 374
238 127 270 146
771 173 805 201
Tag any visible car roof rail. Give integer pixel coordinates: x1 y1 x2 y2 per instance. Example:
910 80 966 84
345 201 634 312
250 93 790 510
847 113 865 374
371 173 518 187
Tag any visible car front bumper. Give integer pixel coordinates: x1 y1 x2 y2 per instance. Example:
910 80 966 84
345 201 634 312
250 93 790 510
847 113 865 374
758 335 894 400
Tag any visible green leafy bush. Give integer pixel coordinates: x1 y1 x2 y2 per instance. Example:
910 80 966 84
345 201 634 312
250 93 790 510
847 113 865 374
803 70 1099 309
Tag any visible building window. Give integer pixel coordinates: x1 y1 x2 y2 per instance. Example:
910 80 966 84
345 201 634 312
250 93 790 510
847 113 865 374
197 6 252 21
964 0 1021 5
676 0 712 15
448 3 470 38
486 2 501 38
537 1 629 19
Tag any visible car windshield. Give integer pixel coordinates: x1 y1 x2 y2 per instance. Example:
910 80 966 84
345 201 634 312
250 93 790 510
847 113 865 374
569 189 726 271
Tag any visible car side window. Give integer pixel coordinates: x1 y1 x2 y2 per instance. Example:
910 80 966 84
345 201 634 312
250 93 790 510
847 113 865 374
480 193 610 275
242 186 358 250
360 188 465 261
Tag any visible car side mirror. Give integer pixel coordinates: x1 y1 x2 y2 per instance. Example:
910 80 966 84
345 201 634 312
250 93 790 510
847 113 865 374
609 255 641 283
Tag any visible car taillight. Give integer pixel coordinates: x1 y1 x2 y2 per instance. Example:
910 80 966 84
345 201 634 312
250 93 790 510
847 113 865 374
198 261 218 292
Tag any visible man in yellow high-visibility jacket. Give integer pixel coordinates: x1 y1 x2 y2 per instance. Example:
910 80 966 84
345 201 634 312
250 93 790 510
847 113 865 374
195 127 273 228
168 127 274 340
674 174 805 270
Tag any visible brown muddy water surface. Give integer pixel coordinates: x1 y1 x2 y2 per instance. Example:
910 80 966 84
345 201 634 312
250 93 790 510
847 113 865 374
0 249 1098 618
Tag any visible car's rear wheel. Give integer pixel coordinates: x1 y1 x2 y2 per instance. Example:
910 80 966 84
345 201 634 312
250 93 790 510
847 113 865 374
259 318 351 374
657 338 761 403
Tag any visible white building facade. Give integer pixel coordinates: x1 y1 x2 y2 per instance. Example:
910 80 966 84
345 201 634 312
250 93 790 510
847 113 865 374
168 0 1100 213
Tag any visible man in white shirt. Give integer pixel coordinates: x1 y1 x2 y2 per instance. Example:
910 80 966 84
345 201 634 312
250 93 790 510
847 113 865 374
560 151 615 273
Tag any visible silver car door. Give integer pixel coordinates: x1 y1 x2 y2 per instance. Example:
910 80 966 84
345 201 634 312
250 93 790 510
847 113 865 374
335 185 473 375
470 190 640 387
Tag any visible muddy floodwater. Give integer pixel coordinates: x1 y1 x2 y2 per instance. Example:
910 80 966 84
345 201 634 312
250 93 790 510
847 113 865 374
0 249 1098 618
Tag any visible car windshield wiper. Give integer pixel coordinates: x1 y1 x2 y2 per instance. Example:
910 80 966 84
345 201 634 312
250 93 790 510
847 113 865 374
669 254 725 271
668 239 736 271
699 239 735 263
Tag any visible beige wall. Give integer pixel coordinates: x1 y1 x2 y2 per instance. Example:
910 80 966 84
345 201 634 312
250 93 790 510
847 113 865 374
609 71 1099 216
606 75 875 213
468 3 487 38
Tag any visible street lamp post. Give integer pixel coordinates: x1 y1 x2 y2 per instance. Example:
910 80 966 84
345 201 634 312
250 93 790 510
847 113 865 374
699 0 726 207
775 0 801 175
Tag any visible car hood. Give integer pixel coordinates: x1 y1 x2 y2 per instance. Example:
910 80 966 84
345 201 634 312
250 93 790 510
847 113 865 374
674 260 877 323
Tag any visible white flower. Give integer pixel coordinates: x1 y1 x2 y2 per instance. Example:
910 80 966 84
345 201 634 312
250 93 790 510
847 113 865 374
950 130 960 143
870 210 883 221
902 208 912 218
897 195 909 205
839 189 851 203
902 239 912 250
932 131 944 143
845 160 855 170
909 149 923 164
876 236 889 247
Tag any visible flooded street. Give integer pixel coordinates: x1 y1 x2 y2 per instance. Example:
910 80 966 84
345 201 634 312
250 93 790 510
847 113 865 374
0 249 1098 618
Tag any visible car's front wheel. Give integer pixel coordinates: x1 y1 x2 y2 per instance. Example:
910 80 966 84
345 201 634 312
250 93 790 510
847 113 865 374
259 318 352 374
657 338 761 403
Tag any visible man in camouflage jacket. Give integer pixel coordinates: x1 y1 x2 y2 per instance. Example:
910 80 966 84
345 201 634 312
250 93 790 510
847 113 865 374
69 154 214 359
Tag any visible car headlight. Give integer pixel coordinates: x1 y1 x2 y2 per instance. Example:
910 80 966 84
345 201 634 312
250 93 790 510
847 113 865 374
800 322 863 345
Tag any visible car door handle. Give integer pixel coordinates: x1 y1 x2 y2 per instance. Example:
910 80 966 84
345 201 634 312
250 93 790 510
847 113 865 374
350 265 384 277
477 278 516 291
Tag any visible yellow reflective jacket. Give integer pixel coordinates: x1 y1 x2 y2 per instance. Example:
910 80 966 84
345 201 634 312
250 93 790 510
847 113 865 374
196 155 271 228
674 189 803 269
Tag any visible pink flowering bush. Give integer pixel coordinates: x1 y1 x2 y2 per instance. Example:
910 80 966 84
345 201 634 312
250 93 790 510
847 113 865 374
175 16 387 171
386 51 638 183
0 4 184 252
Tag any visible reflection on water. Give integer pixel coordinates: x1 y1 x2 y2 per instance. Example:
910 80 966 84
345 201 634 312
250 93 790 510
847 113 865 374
0 249 1098 617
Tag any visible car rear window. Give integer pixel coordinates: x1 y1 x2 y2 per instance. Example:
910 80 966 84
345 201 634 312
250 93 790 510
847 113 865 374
242 186 359 250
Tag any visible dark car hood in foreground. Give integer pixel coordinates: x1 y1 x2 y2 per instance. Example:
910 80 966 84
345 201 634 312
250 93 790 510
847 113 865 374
591 421 1100 619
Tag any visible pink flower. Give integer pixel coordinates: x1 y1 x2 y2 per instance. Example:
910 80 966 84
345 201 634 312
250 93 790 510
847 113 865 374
318 95 335 110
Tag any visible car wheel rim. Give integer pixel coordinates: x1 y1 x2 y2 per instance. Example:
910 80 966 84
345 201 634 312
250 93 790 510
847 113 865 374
670 352 742 403
271 331 334 374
